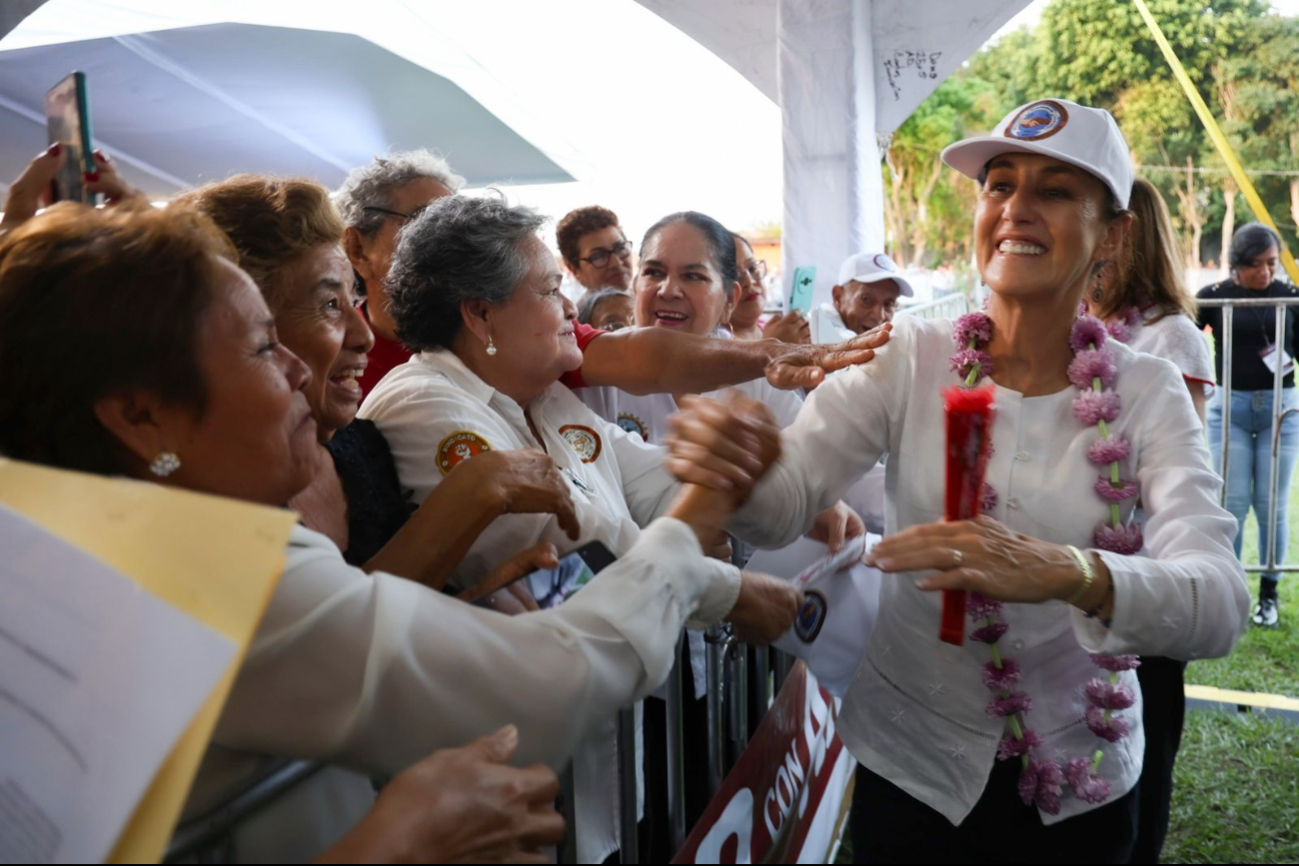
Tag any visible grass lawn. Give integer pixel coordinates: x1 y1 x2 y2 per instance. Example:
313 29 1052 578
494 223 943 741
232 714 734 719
1162 711 1299 864
1186 482 1299 699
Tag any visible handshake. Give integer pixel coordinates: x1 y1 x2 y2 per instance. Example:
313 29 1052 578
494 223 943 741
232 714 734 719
662 391 866 645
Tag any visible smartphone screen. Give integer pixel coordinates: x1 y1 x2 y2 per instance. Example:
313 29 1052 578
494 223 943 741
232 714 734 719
524 541 616 609
46 72 94 203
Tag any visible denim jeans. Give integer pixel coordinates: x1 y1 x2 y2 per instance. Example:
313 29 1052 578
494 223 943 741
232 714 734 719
1207 387 1299 585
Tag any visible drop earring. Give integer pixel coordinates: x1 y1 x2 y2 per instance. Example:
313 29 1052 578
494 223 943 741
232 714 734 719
486 336 498 356
150 451 181 477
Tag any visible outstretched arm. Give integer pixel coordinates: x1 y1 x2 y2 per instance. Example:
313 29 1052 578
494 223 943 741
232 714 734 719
577 325 891 394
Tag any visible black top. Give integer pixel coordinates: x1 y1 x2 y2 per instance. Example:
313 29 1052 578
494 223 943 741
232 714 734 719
324 419 415 566
1196 279 1299 390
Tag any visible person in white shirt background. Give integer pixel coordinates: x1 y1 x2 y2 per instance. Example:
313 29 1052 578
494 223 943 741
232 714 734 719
664 98 1248 863
358 194 803 863
1085 175 1215 866
811 251 914 343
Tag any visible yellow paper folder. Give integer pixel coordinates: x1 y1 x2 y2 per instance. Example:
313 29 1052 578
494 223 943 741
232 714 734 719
0 458 296 863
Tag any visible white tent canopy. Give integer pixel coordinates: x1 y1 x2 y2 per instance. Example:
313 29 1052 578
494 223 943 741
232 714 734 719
0 0 588 194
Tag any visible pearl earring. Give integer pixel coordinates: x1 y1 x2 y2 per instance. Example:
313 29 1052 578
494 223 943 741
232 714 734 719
486 337 497 356
150 451 181 477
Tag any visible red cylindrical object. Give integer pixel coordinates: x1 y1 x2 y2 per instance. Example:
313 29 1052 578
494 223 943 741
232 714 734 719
940 385 996 645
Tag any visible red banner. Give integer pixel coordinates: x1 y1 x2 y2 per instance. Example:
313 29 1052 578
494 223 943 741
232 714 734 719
672 663 853 864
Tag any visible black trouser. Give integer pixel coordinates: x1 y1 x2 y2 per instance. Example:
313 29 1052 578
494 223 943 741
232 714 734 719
850 759 1139 864
1130 655 1187 864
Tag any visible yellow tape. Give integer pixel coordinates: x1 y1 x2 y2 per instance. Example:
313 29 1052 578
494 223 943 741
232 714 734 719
1184 683 1299 714
1133 0 1299 286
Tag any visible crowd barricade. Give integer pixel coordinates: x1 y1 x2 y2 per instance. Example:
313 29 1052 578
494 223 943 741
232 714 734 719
897 291 970 321
1199 296 1299 575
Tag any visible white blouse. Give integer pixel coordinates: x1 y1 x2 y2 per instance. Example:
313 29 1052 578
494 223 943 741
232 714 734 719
729 315 1248 826
1127 310 1215 395
358 350 741 862
203 517 737 861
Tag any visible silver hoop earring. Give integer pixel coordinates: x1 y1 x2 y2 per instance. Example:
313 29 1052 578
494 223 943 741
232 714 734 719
486 337 498 356
150 451 181 477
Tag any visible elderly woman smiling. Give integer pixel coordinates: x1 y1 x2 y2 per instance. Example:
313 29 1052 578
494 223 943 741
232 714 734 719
179 176 579 606
359 194 802 863
663 99 1249 863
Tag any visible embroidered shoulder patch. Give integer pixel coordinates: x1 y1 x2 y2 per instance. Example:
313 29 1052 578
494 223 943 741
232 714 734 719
437 430 492 476
559 424 603 463
617 412 649 441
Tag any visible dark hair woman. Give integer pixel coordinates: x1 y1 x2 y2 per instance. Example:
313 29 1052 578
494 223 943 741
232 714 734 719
1197 221 1299 628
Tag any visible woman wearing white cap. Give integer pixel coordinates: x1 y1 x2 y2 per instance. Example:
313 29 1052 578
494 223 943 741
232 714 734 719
663 98 1248 861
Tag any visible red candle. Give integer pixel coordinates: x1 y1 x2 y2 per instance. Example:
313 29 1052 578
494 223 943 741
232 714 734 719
940 385 996 645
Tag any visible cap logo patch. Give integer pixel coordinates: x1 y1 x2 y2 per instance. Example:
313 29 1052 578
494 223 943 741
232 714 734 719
873 254 897 272
559 424 603 463
437 430 492 476
1005 100 1069 141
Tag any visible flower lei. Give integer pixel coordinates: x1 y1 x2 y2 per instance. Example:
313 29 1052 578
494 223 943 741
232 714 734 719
950 310 1142 814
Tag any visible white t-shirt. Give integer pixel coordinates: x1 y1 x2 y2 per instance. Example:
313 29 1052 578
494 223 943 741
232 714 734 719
1126 309 1215 396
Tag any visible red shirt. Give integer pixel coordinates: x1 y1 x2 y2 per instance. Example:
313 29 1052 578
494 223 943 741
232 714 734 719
358 316 604 397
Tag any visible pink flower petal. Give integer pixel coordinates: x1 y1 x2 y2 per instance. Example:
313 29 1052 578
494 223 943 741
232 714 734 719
1094 476 1139 502
1070 316 1109 353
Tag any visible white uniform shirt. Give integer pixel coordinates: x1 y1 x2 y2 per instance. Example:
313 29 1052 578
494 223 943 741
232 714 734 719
358 350 740 862
1126 309 1215 396
812 302 857 344
728 315 1248 826
204 517 738 862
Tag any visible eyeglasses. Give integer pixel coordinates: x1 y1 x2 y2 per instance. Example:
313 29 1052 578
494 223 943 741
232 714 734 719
363 205 425 224
744 260 768 281
579 240 633 268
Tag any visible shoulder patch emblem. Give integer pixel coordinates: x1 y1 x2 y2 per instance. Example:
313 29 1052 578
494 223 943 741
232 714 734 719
437 430 492 476
617 412 649 441
558 424 603 463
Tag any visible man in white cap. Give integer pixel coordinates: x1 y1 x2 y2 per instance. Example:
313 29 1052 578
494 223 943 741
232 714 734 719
811 252 914 343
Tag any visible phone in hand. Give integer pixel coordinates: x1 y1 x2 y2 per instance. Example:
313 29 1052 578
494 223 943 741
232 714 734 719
469 541 617 610
788 266 816 314
45 71 96 203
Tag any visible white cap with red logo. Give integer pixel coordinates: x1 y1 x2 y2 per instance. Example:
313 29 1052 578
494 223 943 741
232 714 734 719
940 98 1133 209
837 252 913 297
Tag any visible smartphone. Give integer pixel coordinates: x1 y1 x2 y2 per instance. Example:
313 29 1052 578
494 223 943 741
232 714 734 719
46 71 95 203
464 541 617 609
788 266 816 314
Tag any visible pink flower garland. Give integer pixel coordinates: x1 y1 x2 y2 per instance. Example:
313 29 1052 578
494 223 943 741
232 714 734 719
952 311 1142 814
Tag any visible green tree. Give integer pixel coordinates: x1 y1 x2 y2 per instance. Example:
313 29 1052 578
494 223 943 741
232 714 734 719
882 75 1002 267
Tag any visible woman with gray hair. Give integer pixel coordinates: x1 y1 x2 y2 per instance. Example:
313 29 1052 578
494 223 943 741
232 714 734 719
359 193 804 863
334 149 465 395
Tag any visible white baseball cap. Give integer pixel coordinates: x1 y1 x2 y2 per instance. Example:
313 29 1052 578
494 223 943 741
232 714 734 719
940 98 1133 209
837 252 913 297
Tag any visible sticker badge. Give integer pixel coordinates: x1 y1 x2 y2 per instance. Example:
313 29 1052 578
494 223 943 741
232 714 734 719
559 424 603 463
1004 100 1069 141
794 590 828 643
437 430 492 476
617 413 648 440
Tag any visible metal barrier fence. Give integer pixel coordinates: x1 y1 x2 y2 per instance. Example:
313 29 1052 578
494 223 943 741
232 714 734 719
1199 296 1299 574
897 291 970 321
